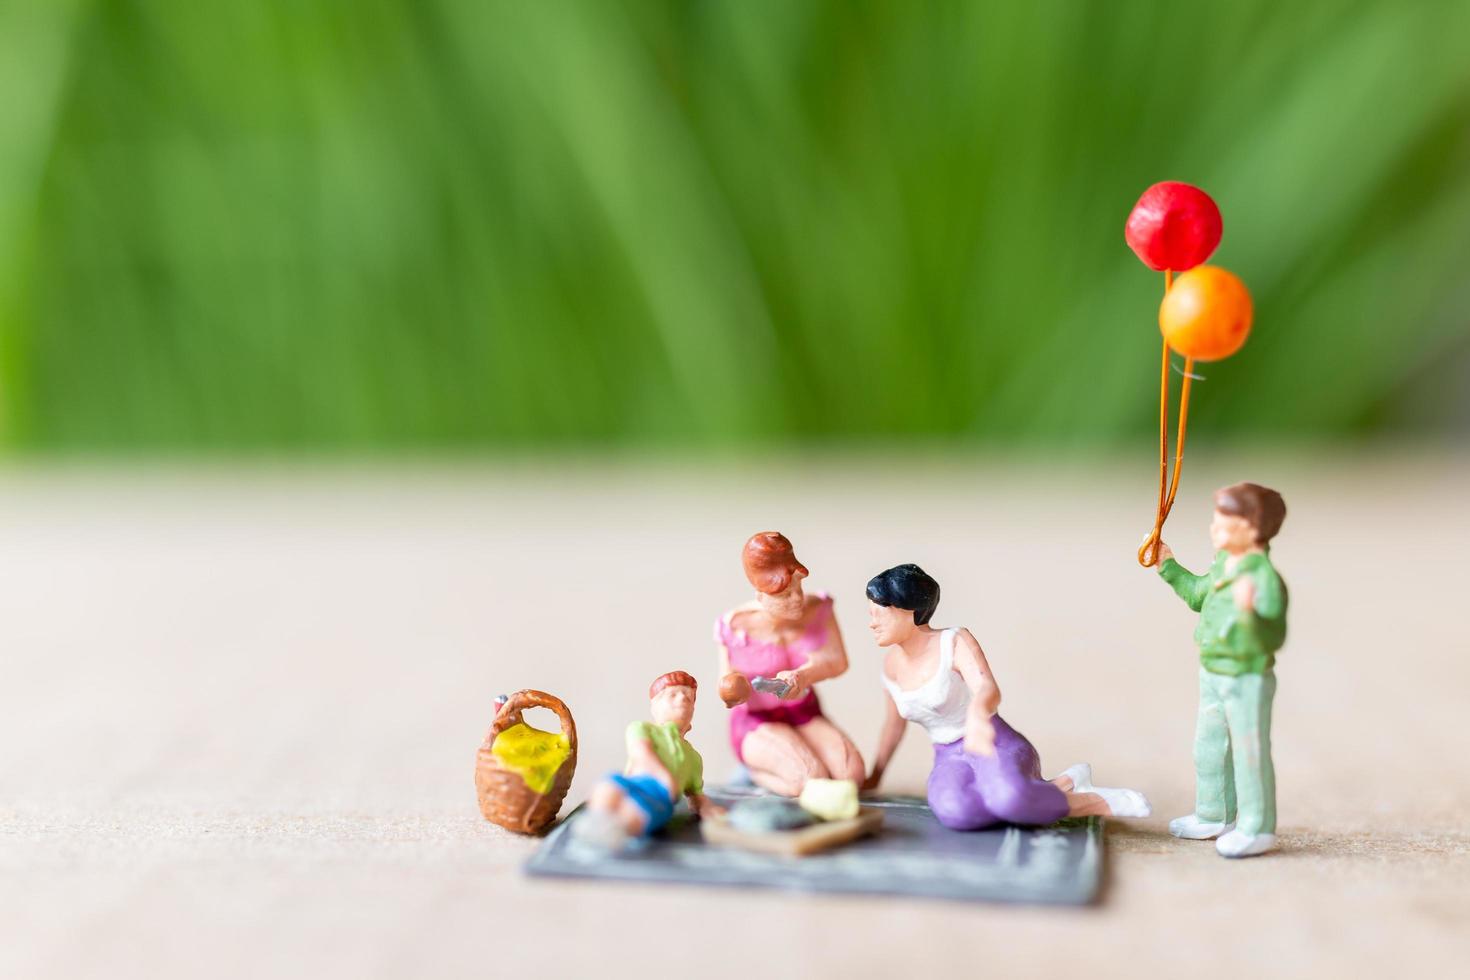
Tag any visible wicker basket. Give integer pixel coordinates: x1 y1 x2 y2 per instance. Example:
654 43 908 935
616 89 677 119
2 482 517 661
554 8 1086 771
475 689 578 835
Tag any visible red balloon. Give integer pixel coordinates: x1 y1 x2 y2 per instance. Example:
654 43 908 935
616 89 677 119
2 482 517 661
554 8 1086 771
1125 182 1222 272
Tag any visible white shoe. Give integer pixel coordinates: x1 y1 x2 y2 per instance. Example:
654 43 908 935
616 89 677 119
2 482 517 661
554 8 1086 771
1059 763 1093 791
1059 762 1152 818
1092 786 1152 818
1216 829 1277 858
1169 814 1234 840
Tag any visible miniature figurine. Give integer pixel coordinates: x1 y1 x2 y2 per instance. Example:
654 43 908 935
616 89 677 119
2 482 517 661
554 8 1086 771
715 532 865 796
1155 482 1286 858
862 564 1151 829
573 671 719 848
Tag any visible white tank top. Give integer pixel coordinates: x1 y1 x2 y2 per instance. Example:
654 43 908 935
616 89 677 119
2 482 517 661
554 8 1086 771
880 627 971 745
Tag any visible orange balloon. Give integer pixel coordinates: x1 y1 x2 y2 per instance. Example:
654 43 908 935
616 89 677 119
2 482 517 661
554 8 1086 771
1159 265 1253 361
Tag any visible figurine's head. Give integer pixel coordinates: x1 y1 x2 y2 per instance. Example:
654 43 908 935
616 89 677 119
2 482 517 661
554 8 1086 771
743 531 809 623
649 671 698 733
865 564 941 647
1211 482 1286 554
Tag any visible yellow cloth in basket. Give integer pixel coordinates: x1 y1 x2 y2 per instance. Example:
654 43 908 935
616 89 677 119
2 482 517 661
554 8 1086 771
490 722 572 795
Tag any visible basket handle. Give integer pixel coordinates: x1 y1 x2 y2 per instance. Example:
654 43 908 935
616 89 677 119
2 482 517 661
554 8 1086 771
488 689 578 753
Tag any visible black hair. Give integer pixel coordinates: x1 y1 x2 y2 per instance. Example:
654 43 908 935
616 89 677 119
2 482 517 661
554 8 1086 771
865 564 941 626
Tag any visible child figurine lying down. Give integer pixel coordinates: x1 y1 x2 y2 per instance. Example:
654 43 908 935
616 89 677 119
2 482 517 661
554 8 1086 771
573 671 722 848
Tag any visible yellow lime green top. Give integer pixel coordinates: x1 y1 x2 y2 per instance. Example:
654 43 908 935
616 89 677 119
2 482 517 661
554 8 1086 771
490 722 571 795
626 720 704 794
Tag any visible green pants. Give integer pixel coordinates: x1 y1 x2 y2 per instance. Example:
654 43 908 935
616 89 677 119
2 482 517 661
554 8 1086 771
1193 667 1277 835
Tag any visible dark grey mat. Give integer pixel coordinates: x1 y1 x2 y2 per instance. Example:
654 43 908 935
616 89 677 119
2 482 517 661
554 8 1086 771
524 787 1103 905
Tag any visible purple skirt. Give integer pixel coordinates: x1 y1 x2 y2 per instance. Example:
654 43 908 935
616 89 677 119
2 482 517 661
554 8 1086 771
927 715 1069 830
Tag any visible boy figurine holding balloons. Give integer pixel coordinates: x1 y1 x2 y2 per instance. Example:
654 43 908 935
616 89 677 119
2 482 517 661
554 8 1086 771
1125 183 1286 858
1155 484 1287 858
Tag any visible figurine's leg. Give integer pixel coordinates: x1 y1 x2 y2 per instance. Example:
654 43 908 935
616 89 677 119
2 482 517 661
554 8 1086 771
611 773 679 836
1192 668 1236 825
590 777 650 834
967 717 1070 827
1221 671 1276 838
741 722 829 796
1063 792 1111 817
793 716 866 784
927 751 996 830
615 798 650 836
574 776 646 846
589 778 625 813
979 775 1071 826
1053 764 1153 818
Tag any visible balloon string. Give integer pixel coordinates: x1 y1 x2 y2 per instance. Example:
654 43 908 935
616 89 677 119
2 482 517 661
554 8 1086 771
1138 270 1195 567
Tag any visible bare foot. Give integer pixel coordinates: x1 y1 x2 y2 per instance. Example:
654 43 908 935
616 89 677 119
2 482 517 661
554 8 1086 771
1057 763 1151 818
1065 791 1112 817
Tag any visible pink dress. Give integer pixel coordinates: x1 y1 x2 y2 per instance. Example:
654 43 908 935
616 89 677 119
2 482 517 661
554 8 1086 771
714 593 831 762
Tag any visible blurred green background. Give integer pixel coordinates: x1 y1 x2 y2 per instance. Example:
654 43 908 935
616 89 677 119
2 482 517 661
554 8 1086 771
1 0 1467 452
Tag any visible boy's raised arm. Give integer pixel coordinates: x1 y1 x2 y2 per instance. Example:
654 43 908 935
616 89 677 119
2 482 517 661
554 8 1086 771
1156 543 1210 611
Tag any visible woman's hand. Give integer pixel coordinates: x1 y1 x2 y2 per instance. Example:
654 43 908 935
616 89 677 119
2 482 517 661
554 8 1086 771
719 672 752 707
860 766 884 795
965 711 996 757
774 669 808 700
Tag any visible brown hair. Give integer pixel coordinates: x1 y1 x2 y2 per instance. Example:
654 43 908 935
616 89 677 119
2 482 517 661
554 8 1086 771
649 671 698 699
1214 482 1287 545
742 531 809 595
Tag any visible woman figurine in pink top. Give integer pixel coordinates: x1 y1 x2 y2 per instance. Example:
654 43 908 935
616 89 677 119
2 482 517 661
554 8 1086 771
715 532 865 796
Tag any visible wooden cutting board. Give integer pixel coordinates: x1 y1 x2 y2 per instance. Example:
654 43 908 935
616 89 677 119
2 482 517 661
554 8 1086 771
700 806 884 856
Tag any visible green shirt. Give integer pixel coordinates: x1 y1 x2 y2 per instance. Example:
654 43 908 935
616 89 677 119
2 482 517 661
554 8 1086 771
625 720 704 795
1159 551 1287 675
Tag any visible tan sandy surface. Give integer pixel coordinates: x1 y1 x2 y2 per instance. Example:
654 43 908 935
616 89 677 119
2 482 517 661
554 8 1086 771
2 450 1467 979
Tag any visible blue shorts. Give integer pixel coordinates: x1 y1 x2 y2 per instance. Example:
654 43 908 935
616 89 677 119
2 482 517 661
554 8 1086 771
608 773 676 835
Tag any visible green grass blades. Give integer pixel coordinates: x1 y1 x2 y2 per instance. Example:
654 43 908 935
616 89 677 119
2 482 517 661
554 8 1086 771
2 0 1468 451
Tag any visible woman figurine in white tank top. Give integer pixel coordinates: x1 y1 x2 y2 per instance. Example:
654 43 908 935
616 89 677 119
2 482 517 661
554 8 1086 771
862 564 1151 830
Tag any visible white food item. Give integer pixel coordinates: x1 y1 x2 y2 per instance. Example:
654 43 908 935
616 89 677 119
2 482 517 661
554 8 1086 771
798 778 860 821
